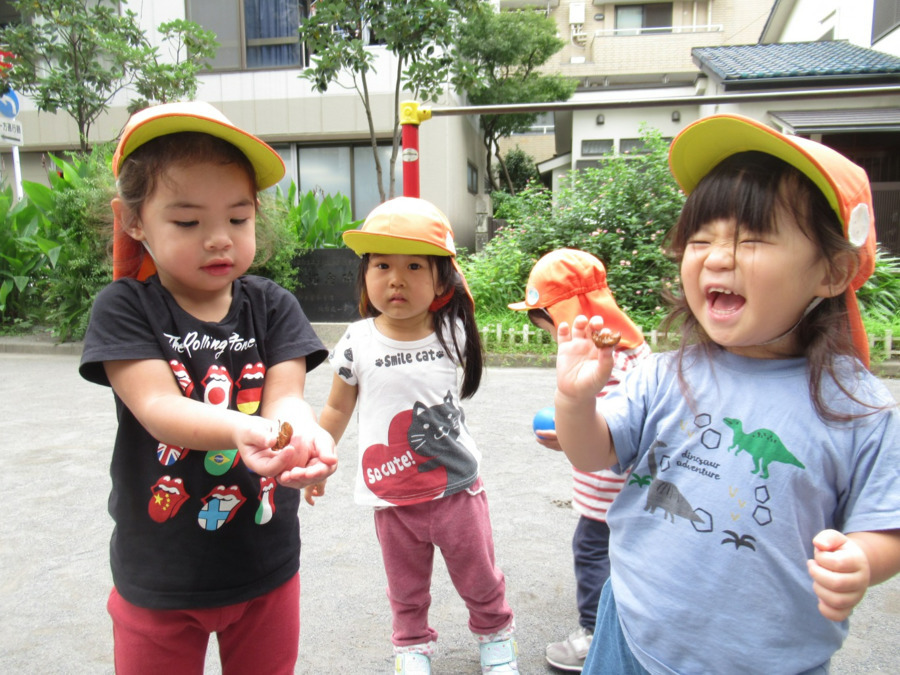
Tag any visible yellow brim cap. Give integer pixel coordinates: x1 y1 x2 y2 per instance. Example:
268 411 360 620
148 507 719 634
112 101 285 190
343 197 457 257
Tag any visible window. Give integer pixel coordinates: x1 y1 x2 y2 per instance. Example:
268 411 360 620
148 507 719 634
525 112 555 135
620 137 671 154
187 0 305 71
0 0 17 28
353 145 398 218
619 138 648 154
467 162 478 194
873 0 900 43
581 139 614 156
615 3 672 35
272 143 401 219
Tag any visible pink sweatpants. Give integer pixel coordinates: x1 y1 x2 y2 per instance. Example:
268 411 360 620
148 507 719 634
374 483 514 647
107 574 300 675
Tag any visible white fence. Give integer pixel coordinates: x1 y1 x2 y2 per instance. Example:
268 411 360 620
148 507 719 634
480 323 668 349
481 324 900 363
870 330 899 363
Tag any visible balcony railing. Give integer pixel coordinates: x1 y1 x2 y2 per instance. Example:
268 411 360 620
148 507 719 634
593 24 723 37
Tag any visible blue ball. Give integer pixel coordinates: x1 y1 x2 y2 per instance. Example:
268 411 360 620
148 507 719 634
532 405 556 434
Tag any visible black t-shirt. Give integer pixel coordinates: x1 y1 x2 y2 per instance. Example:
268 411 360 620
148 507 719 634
80 275 327 609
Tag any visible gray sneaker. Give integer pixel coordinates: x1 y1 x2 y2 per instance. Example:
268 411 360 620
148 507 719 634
545 626 593 672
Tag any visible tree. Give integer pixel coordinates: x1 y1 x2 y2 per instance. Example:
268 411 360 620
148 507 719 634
498 146 540 194
299 0 485 202
126 18 219 115
454 8 576 193
0 0 217 151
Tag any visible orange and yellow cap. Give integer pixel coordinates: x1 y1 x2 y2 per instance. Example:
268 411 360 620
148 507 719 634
343 197 457 257
669 113 876 366
509 248 645 349
112 101 285 189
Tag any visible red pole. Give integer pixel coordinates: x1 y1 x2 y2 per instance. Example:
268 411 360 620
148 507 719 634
401 122 420 198
399 101 431 199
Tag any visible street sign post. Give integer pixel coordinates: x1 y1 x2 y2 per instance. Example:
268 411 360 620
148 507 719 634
0 87 24 200
0 117 23 145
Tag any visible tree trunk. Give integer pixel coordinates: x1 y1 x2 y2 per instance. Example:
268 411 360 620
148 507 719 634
482 135 497 193
496 149 515 196
388 57 405 200
358 69 386 204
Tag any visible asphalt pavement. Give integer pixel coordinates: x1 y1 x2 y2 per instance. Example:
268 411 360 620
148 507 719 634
1 346 898 674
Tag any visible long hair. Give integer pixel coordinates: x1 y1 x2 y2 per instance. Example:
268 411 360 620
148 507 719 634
662 151 874 422
355 253 484 399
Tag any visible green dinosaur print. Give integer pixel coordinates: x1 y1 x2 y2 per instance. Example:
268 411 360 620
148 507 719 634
723 417 805 479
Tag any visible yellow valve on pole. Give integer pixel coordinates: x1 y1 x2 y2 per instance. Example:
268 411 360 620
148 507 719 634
400 101 432 197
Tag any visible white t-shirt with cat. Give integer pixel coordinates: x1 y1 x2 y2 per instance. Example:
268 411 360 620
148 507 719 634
330 318 481 507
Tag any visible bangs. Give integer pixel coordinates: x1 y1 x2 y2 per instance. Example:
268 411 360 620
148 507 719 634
669 151 823 256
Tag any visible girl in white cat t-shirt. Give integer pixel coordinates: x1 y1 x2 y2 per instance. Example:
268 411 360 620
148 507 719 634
306 197 518 675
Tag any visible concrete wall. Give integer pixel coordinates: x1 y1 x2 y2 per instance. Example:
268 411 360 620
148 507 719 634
763 0 899 57
539 0 773 76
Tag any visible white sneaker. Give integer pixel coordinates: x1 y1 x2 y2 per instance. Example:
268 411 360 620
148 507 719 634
545 626 593 672
480 637 519 673
394 652 431 675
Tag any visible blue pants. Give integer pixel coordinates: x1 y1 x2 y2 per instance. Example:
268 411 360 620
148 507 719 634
583 579 647 674
573 516 611 631
585 580 831 675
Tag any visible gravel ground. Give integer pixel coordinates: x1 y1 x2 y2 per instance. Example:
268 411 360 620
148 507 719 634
1 348 897 674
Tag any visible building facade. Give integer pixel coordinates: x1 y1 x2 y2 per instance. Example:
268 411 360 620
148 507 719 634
499 0 776 163
508 0 900 253
0 0 490 249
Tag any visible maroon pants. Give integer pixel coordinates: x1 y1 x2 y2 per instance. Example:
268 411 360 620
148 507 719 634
374 484 514 648
107 574 300 675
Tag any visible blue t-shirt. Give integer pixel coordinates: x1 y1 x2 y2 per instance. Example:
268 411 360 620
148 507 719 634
599 348 900 674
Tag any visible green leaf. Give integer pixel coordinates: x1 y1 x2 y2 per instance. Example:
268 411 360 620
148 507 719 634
0 279 11 313
22 181 54 212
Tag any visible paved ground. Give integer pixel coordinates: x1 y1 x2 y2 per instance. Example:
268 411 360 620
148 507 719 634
1 346 898 674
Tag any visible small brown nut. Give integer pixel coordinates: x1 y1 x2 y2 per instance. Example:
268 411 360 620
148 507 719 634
591 330 621 349
273 421 293 450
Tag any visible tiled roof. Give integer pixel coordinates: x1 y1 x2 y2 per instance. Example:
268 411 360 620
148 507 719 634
693 41 900 82
770 107 900 133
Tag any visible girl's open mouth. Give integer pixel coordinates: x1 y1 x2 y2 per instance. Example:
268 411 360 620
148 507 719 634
707 287 746 315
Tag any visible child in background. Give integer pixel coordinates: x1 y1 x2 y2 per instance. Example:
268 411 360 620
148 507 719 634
79 101 337 674
509 248 651 672
309 197 518 675
553 114 900 674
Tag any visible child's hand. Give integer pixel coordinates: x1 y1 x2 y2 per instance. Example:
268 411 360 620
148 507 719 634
304 481 328 505
535 429 563 451
276 423 339 490
556 315 615 402
807 529 870 622
234 416 305 478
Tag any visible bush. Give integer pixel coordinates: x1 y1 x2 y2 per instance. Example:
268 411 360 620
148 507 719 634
0 184 62 330
464 127 683 329
38 151 116 341
0 149 363 339
859 246 900 326
252 183 362 292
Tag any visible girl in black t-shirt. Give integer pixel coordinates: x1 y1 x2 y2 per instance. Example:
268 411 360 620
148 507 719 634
79 101 336 674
